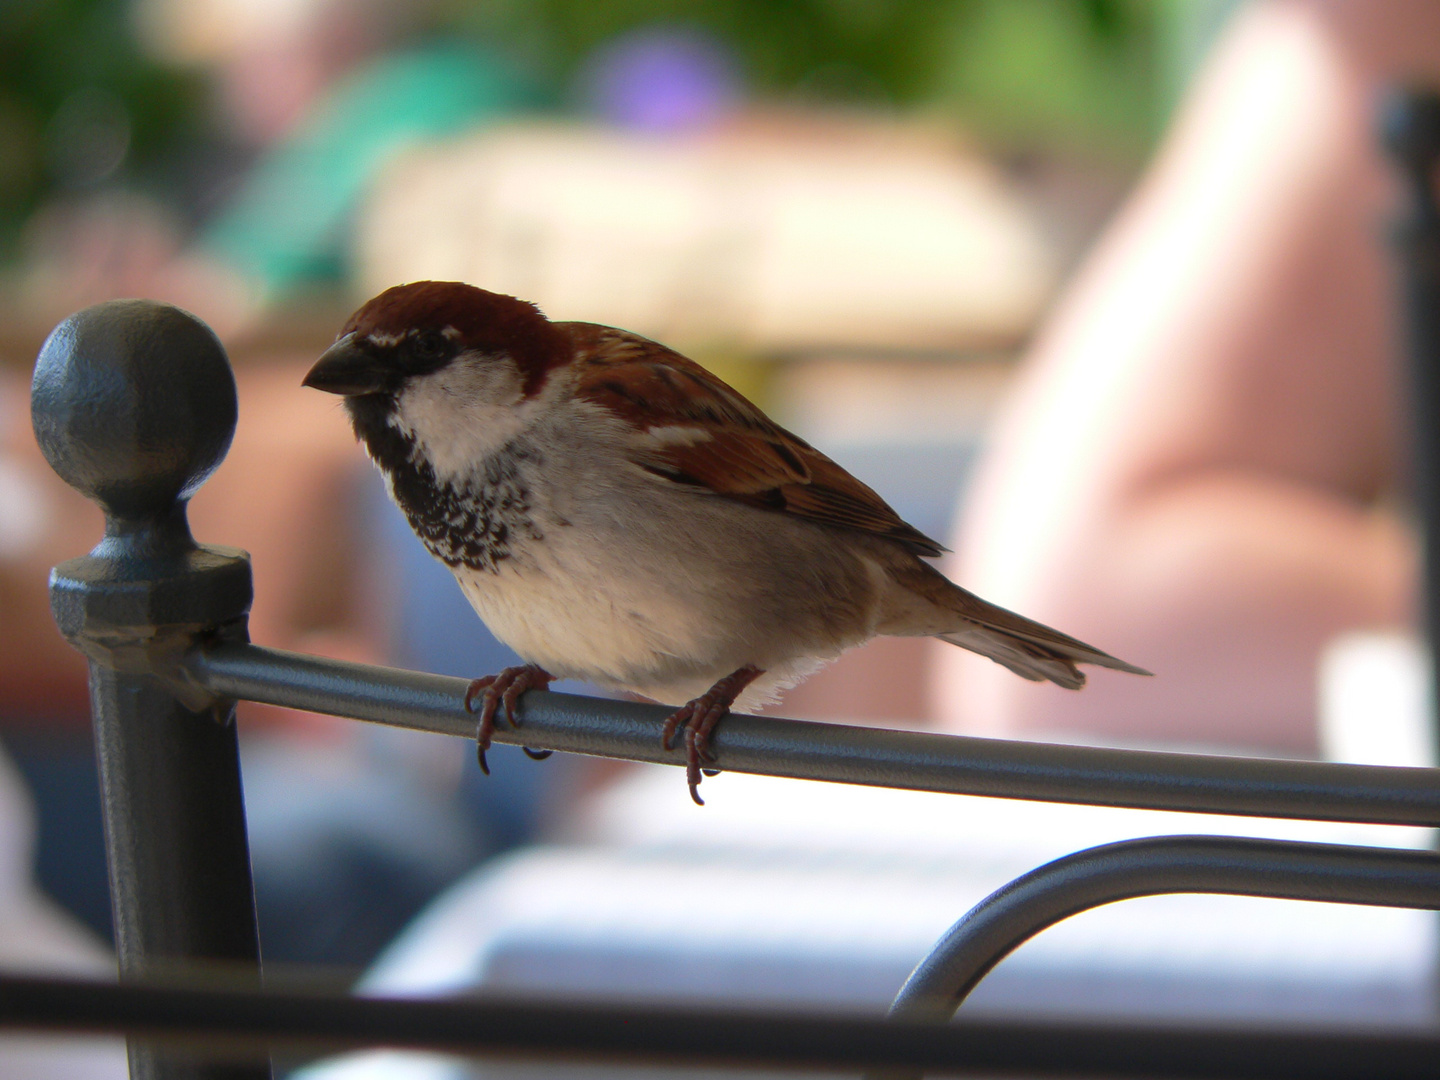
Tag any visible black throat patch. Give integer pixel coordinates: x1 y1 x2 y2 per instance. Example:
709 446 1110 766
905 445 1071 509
346 395 540 573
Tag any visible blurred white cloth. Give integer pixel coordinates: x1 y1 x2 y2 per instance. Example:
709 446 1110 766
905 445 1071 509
1319 630 1436 769
0 741 126 1079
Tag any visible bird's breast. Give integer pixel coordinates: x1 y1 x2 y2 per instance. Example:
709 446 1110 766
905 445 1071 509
384 443 544 574
381 417 887 700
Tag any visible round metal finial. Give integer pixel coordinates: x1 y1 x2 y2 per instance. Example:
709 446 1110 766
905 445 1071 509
30 299 237 523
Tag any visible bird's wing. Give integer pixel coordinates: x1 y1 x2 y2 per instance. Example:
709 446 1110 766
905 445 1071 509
563 323 945 557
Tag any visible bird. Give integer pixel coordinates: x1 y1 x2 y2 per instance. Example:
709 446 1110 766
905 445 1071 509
304 281 1150 803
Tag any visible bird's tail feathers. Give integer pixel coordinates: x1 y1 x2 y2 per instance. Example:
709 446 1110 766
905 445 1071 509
936 600 1152 690
909 568 1152 689
937 626 1090 688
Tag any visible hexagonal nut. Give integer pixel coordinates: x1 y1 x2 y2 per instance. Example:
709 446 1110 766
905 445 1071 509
50 545 253 641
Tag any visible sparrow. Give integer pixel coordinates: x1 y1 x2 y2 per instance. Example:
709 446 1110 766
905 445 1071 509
304 281 1150 803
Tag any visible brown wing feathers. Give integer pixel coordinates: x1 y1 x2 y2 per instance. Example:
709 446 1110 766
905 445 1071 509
563 321 1146 689
567 323 945 557
785 456 944 556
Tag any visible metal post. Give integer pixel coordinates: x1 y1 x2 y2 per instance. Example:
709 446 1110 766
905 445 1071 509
30 300 270 1080
1384 89 1440 756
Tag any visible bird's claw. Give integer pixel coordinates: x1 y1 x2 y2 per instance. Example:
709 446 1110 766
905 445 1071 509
465 665 553 775
659 665 763 805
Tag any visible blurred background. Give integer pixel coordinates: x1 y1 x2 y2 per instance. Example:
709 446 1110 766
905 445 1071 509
3 1 1437 1076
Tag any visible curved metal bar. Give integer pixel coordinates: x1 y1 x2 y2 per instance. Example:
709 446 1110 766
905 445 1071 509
890 835 1440 1025
185 641 1440 825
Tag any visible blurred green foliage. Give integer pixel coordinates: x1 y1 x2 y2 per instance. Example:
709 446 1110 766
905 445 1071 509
0 0 203 251
0 0 1227 254
931 0 1163 152
445 0 1188 154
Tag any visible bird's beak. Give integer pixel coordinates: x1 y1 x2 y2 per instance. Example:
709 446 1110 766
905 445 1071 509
303 334 391 396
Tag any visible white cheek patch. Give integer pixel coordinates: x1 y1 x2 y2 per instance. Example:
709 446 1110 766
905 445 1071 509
391 353 537 484
431 352 524 405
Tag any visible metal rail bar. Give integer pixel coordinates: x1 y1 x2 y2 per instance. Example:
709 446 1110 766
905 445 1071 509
1385 88 1440 759
889 835 1440 1025
3 972 1439 1079
187 640 1440 826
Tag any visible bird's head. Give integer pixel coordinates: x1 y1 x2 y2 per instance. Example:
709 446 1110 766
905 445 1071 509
305 280 567 409
304 281 570 471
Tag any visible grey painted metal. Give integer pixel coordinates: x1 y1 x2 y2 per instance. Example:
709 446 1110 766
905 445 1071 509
865 836 1440 1080
890 835 1440 1025
1384 88 1440 759
186 639 1440 825
3 971 1440 1078
32 300 269 1080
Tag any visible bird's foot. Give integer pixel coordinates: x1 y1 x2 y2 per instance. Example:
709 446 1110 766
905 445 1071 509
465 664 554 775
660 666 763 805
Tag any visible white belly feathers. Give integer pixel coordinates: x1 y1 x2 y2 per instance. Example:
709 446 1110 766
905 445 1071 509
406 406 879 707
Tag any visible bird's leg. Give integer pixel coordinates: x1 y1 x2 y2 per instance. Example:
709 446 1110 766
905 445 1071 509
660 665 764 805
465 664 554 775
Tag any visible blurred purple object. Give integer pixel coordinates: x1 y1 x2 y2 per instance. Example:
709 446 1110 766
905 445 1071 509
578 25 741 133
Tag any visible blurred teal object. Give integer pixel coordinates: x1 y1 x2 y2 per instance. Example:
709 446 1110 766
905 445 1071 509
202 44 540 295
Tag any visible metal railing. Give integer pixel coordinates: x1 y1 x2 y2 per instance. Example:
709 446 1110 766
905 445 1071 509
5 969 1440 1078
8 89 1440 1080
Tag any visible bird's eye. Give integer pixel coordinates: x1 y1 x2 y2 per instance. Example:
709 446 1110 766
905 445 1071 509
411 330 451 364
